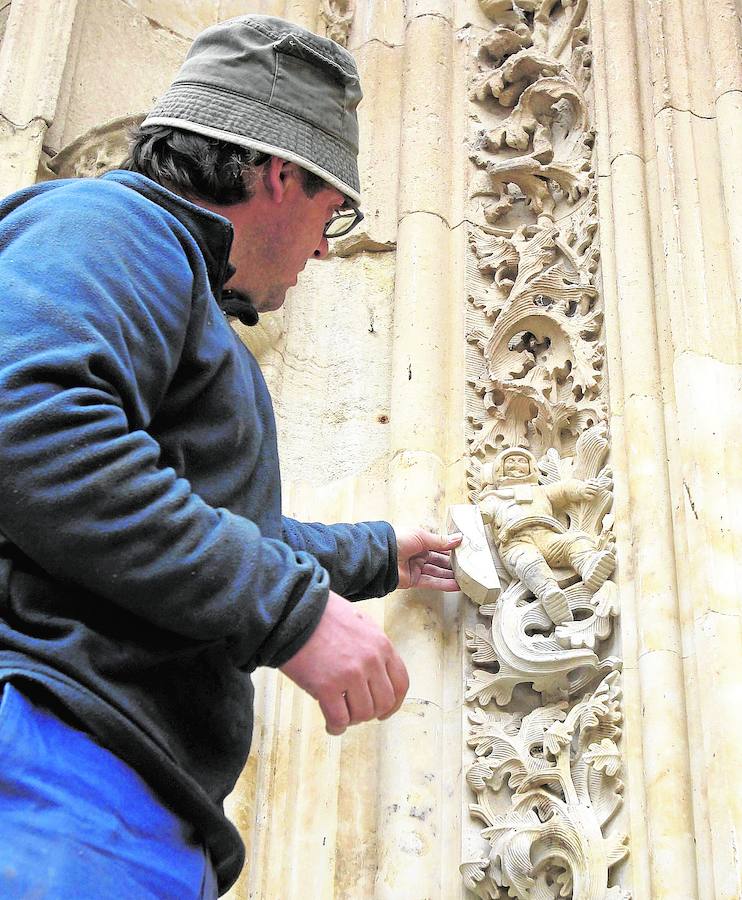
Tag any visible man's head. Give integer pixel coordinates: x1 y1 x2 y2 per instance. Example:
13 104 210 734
125 15 364 312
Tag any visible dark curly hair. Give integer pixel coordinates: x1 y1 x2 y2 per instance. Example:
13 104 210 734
121 124 326 205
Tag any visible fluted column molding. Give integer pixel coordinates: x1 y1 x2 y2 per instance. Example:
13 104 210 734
592 1 699 896
374 4 465 899
593 1 742 898
642 2 742 898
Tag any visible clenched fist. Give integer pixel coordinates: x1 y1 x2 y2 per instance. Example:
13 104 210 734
280 590 409 736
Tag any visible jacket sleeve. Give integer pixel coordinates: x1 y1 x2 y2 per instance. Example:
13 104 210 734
282 517 398 601
0 182 327 669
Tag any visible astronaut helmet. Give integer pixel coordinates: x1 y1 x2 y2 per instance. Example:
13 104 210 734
481 447 539 488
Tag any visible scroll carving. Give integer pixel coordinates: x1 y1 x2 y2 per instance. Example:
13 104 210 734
462 672 629 900
466 0 602 477
458 3 628 897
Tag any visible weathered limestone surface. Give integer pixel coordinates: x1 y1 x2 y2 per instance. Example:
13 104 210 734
1 1 740 898
257 252 396 485
0 115 45 193
592 1 742 898
45 0 189 152
333 38 401 254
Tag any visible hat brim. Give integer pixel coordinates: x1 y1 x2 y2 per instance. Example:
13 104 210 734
143 83 360 204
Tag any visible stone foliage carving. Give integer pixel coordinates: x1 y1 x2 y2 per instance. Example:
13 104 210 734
459 2 627 897
319 0 355 48
466 0 603 480
461 672 629 900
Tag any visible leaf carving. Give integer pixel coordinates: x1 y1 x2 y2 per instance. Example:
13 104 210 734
463 2 628 896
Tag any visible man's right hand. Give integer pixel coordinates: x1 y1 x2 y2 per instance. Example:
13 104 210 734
279 590 408 735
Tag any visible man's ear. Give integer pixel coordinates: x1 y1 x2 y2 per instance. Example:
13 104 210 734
263 156 296 204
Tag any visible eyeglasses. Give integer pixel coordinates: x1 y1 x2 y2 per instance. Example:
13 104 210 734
323 203 364 239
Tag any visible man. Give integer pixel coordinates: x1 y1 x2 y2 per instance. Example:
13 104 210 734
478 447 615 623
0 15 460 899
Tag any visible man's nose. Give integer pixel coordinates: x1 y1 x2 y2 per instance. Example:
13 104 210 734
313 237 329 260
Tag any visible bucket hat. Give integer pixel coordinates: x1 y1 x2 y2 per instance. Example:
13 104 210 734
142 15 363 204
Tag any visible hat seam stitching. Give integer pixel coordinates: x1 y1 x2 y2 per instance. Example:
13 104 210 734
168 80 356 151
275 34 357 83
237 18 356 79
268 52 280 105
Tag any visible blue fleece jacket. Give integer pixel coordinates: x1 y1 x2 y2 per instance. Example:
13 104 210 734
0 171 398 892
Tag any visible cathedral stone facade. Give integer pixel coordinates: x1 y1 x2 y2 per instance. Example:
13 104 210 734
1 2 740 898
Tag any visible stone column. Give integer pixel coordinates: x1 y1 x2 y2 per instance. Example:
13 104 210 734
592 1 742 898
374 2 463 896
0 0 79 195
591 3 698 896
227 2 471 897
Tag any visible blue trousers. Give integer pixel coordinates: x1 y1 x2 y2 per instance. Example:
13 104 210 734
0 683 218 899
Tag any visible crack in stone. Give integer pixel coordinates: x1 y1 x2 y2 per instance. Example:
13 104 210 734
657 103 716 122
114 0 191 42
656 91 742 121
404 697 443 710
637 647 682 660
609 150 647 166
683 480 699 520
399 209 454 229
141 14 190 41
717 87 742 103
411 12 452 25
0 112 47 131
353 37 403 51
353 10 453 51
446 454 467 469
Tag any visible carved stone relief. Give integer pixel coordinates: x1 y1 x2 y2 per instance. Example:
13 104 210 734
455 2 627 897
319 0 355 48
465 0 603 481
461 671 629 900
45 114 142 179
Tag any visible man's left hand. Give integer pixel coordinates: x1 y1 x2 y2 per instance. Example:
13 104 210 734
395 529 462 592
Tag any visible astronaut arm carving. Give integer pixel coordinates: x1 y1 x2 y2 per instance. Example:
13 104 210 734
545 478 600 508
477 494 499 525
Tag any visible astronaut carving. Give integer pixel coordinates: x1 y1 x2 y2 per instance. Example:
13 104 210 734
477 447 615 625
460 1 627 895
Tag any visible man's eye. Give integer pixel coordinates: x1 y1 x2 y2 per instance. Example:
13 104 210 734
323 205 364 239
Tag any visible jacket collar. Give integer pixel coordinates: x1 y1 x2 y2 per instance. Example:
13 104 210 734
101 171 259 326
